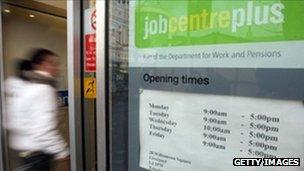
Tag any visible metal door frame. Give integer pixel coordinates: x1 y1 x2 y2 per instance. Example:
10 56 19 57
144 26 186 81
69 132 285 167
67 1 84 171
0 1 6 170
96 1 107 171
68 0 107 170
0 1 108 170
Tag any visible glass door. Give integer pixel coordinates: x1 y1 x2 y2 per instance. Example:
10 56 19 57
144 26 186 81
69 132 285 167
1 1 70 170
93 0 129 170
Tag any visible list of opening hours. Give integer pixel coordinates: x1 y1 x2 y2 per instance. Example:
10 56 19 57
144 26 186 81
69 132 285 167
139 90 304 171
201 108 280 158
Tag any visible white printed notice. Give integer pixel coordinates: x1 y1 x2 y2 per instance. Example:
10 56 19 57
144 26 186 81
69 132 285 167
139 89 304 171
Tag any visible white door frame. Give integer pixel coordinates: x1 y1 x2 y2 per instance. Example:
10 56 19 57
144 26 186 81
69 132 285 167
96 1 107 171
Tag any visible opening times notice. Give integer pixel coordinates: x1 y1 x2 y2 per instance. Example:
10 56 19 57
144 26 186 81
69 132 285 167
139 90 304 171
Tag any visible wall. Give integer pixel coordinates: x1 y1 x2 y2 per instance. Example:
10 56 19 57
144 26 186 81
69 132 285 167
2 9 67 90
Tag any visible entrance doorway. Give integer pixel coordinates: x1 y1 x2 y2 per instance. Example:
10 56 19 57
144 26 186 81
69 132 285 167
1 1 69 170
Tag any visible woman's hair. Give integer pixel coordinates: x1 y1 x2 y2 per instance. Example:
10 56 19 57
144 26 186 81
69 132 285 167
15 48 57 80
15 59 32 80
30 48 57 65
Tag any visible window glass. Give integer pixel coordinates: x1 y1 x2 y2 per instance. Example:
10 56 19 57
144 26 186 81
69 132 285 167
127 1 304 171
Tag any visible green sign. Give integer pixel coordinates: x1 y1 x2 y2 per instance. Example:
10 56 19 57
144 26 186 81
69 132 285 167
135 0 304 48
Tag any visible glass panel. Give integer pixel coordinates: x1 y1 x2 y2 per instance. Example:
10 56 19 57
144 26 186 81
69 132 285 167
108 0 129 170
1 2 70 170
109 0 304 171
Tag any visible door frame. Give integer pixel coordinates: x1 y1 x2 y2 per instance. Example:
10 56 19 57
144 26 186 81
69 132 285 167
67 1 108 170
0 1 6 170
0 1 106 170
67 1 84 171
96 1 107 171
